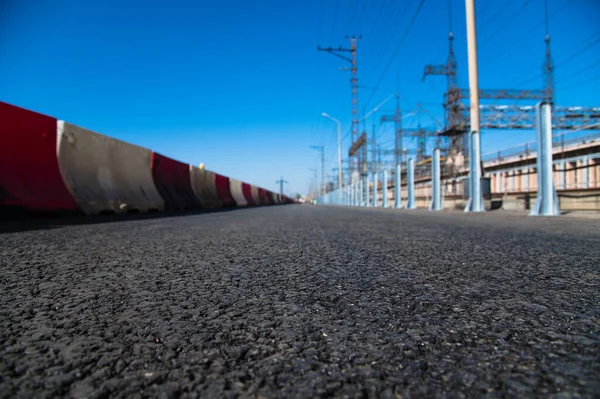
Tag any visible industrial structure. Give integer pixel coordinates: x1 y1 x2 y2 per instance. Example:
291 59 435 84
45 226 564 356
312 1 599 208
318 36 364 183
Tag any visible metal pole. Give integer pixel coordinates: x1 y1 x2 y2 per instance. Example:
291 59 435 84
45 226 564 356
366 174 371 207
323 113 344 190
346 185 350 206
358 179 363 207
465 0 484 213
430 148 442 211
372 171 378 207
406 158 416 209
531 102 560 216
337 121 342 189
362 174 367 207
349 184 352 206
382 169 388 208
354 175 361 206
395 163 402 208
360 175 365 207
322 149 326 195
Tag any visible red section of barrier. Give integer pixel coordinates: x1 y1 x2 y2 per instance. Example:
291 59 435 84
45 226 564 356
215 173 235 207
258 188 266 205
0 102 77 212
267 191 276 205
151 152 200 210
242 183 256 206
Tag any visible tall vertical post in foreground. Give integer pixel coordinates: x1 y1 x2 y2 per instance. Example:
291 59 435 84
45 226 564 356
464 0 484 212
394 163 402 208
406 158 416 209
372 171 378 207
430 148 443 211
382 169 388 208
531 102 560 216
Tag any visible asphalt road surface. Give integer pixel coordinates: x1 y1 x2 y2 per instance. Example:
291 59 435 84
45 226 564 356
1 205 599 398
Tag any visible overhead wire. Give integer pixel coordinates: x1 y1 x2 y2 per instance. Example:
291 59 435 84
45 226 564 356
556 36 600 68
477 0 495 19
479 1 531 49
482 0 572 63
368 0 409 62
363 0 427 110
560 73 600 91
477 0 515 37
559 61 600 85
513 31 600 88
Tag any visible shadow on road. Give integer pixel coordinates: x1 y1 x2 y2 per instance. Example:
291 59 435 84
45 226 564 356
0 205 286 234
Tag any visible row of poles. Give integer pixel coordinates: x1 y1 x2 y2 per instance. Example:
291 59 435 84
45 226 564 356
315 149 441 211
315 103 560 216
316 1 559 216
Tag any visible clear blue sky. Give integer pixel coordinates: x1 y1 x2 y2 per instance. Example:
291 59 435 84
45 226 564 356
1 0 599 196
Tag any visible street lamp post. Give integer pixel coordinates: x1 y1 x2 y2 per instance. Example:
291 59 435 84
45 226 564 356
310 145 326 196
321 112 343 189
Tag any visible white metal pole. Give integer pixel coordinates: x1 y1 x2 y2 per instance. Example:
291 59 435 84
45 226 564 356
406 158 416 209
531 102 560 216
465 0 484 212
394 163 402 208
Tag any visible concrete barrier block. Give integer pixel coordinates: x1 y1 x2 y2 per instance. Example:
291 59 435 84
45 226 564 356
0 102 77 212
189 166 221 208
229 178 248 206
56 121 164 214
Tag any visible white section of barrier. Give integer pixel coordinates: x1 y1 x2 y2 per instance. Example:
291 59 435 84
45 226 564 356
229 178 247 207
56 121 164 214
250 185 260 205
189 166 221 208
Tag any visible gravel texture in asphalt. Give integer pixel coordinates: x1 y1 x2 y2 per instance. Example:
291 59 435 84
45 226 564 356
0 205 599 398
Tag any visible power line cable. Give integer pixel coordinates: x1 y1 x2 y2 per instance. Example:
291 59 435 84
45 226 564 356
560 61 600 85
477 0 515 36
477 0 497 19
482 0 571 62
556 36 600 68
479 1 531 48
513 31 600 87
363 0 427 110
560 73 600 91
369 0 409 61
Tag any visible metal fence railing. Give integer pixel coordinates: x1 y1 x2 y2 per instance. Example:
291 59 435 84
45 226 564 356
482 129 600 164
